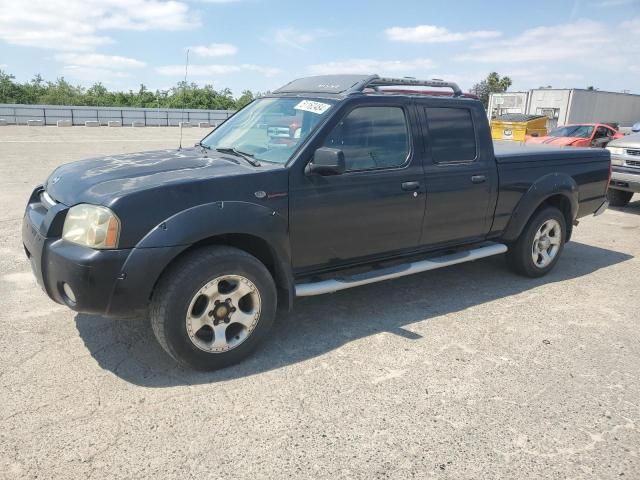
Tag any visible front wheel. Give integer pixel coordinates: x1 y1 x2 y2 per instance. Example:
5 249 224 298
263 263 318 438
507 206 566 278
607 188 633 207
150 246 277 370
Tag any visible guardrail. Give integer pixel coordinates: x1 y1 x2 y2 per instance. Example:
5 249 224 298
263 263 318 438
0 104 235 127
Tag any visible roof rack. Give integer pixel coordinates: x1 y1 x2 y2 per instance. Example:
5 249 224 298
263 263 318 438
272 74 464 97
350 76 463 97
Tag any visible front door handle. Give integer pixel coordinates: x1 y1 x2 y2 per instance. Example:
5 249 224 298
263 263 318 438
471 175 486 184
401 181 420 191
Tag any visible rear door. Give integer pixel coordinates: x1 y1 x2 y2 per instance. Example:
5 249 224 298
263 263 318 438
289 98 426 272
417 102 498 246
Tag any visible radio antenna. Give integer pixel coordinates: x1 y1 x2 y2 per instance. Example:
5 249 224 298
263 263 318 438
179 48 189 150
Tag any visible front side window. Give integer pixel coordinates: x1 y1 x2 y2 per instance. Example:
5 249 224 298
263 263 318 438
425 107 477 163
595 126 613 139
322 106 410 171
201 97 336 164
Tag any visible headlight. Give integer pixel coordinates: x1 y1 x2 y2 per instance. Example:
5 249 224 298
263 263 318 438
62 204 120 249
607 146 624 155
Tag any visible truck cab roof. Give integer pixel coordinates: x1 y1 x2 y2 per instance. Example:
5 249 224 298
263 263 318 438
272 74 476 100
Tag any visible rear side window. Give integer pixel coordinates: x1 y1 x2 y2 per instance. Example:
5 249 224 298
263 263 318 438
425 107 477 163
323 106 409 171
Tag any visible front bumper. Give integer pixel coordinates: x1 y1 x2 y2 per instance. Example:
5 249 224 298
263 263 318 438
610 165 640 193
22 187 185 317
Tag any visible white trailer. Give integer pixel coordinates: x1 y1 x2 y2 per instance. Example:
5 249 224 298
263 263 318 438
489 89 640 129
487 92 529 119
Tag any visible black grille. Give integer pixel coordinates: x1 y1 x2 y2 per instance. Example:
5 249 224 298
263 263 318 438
626 159 640 168
626 149 640 157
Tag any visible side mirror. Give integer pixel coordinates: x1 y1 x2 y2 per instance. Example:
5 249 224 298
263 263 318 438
306 147 345 176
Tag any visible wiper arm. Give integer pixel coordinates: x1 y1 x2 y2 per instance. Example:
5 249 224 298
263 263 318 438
215 147 261 167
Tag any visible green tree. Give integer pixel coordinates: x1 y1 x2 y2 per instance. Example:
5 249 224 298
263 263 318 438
236 90 254 109
0 69 254 110
470 72 513 108
0 70 19 103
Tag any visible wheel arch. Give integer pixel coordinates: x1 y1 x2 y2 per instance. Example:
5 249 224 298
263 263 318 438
155 233 295 311
125 201 294 312
502 173 578 243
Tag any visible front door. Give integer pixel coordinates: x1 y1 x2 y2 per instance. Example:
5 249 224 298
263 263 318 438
289 101 426 273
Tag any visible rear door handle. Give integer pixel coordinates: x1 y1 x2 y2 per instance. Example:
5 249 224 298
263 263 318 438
471 175 486 184
401 181 421 191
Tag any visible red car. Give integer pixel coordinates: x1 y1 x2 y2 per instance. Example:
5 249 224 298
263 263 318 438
525 123 623 148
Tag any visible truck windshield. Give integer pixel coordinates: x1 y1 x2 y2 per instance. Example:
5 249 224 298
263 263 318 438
548 125 594 138
200 97 336 164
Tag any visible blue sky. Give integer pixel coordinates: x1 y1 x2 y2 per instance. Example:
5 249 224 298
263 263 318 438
0 0 639 96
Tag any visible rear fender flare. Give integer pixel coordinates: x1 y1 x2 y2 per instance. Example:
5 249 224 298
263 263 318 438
502 173 578 242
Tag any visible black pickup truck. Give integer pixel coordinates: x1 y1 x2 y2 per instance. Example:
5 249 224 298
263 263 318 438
22 75 610 370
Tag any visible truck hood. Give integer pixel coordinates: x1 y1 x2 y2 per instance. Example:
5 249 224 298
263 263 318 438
44 148 261 206
608 132 640 148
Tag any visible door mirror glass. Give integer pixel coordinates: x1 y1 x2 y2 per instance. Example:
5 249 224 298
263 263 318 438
307 147 345 176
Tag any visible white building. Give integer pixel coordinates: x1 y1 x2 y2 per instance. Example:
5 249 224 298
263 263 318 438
488 89 640 129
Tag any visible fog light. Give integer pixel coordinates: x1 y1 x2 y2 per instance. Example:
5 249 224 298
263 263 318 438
62 283 76 303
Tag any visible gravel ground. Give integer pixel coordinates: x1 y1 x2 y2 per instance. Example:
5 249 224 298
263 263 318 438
1 126 639 479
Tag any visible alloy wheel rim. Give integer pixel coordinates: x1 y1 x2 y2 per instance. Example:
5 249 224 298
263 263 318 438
185 275 261 353
531 219 562 268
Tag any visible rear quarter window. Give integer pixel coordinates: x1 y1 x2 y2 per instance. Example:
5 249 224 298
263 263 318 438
425 107 477 163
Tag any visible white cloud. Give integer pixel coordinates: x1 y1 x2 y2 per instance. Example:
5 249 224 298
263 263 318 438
385 25 501 43
451 17 640 92
592 0 638 6
307 58 435 76
60 65 134 82
499 67 585 89
54 53 146 84
269 27 333 49
190 43 238 57
0 0 198 52
157 64 281 77
456 17 640 72
55 53 146 69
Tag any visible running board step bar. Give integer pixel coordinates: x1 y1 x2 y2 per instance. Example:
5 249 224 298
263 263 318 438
295 242 508 297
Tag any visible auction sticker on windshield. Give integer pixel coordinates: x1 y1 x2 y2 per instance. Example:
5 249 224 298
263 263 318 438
294 100 332 115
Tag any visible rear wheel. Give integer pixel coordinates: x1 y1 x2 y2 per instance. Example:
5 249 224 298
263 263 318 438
150 246 277 370
507 206 566 278
607 188 633 207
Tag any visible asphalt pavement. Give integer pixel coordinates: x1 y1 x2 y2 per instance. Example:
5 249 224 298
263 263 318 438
1 126 639 479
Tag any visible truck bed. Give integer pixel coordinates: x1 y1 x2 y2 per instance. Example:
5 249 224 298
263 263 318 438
490 140 610 236
493 140 609 163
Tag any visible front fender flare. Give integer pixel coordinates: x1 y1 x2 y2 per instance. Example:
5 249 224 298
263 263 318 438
120 201 294 310
136 200 288 250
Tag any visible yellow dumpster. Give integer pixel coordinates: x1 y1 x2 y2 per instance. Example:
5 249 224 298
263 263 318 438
491 114 548 142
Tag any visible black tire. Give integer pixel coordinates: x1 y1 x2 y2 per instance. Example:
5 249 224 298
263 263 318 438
607 188 633 207
507 206 566 278
150 246 277 370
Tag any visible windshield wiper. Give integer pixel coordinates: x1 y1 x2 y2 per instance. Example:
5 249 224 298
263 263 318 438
215 147 261 167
